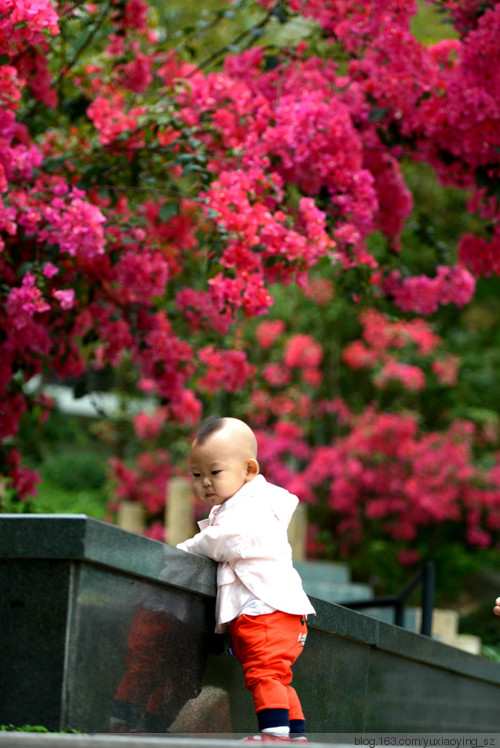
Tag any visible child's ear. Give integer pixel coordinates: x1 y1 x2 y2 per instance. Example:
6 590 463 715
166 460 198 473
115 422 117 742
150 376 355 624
245 458 259 481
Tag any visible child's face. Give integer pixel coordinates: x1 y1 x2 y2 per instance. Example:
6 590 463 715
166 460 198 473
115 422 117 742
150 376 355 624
189 434 255 508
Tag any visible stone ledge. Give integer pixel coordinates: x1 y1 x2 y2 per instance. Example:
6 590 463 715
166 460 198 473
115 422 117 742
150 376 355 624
310 597 500 685
3 515 500 732
0 515 215 598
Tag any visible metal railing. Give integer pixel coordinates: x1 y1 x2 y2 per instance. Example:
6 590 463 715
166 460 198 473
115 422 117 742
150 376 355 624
337 562 435 636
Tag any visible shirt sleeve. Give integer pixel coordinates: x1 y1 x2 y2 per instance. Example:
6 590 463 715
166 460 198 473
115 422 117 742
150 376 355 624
176 525 244 562
176 505 286 563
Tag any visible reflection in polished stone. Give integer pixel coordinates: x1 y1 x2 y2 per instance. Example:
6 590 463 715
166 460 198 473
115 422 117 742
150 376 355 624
0 517 230 734
108 594 207 733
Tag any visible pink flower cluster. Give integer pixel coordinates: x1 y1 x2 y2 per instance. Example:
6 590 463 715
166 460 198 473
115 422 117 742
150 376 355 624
121 0 149 32
432 356 460 387
459 219 500 277
0 65 44 198
284 334 323 369
254 422 313 503
180 46 412 270
1 266 52 427
246 0 416 52
1 449 40 500
6 271 50 330
108 450 170 518
0 0 59 56
0 0 59 109
9 180 106 260
260 90 377 245
373 360 426 392
247 384 500 560
437 0 496 33
139 311 195 402
342 308 451 392
255 320 286 349
208 271 275 318
381 265 476 315
417 5 500 187
356 308 442 355
362 138 413 252
299 408 500 558
113 249 169 305
197 346 256 394
252 325 325 397
87 94 147 147
132 392 201 449
42 188 106 259
176 288 234 335
16 45 57 107
203 167 336 302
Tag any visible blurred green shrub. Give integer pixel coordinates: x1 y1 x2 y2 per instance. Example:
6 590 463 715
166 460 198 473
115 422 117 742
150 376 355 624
460 601 500 648
43 452 107 491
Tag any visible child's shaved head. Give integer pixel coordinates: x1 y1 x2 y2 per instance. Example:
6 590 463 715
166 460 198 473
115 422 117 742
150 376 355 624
193 417 258 459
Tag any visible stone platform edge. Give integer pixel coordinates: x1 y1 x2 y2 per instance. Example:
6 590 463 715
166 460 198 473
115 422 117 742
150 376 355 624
1 734 499 748
0 734 341 748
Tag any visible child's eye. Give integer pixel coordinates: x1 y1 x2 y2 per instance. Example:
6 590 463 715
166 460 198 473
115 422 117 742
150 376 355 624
192 472 200 478
211 470 221 475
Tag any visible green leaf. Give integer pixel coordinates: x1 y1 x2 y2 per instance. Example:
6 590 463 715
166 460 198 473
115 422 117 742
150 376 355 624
271 4 290 23
369 107 389 123
264 55 280 71
160 202 179 222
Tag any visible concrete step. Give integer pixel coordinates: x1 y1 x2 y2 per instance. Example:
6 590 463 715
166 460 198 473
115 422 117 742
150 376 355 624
415 608 482 654
438 633 482 654
362 605 481 652
296 561 482 652
302 580 373 603
334 604 481 652
294 560 351 585
430 608 460 638
353 605 420 631
295 561 373 604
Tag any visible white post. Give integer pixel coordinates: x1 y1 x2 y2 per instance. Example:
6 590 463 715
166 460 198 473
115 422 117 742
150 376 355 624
117 501 145 534
288 501 307 561
165 476 194 546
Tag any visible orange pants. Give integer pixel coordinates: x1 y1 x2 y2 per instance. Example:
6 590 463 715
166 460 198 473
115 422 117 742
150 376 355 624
229 610 307 719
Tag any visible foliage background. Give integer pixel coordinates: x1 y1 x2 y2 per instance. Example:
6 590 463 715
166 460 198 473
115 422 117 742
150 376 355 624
3 0 500 649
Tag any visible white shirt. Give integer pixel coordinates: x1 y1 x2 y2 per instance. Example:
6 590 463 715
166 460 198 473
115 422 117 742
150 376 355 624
177 475 315 632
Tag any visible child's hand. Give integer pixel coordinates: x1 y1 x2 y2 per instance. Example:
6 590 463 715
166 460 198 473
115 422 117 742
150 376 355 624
494 597 500 616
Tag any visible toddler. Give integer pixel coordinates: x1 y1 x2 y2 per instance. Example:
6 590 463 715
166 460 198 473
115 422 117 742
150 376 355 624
177 416 315 743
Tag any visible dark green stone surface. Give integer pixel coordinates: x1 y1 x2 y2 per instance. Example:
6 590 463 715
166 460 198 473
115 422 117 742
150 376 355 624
0 560 69 728
0 514 214 596
2 515 500 735
0 516 216 732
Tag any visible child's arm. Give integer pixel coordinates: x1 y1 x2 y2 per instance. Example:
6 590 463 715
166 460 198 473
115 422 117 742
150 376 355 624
177 525 243 562
177 509 285 563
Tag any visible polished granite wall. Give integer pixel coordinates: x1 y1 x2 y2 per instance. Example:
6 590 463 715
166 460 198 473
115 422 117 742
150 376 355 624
2 515 500 735
0 515 217 734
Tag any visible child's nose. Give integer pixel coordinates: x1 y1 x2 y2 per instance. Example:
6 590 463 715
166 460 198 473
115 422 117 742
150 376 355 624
202 475 211 486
